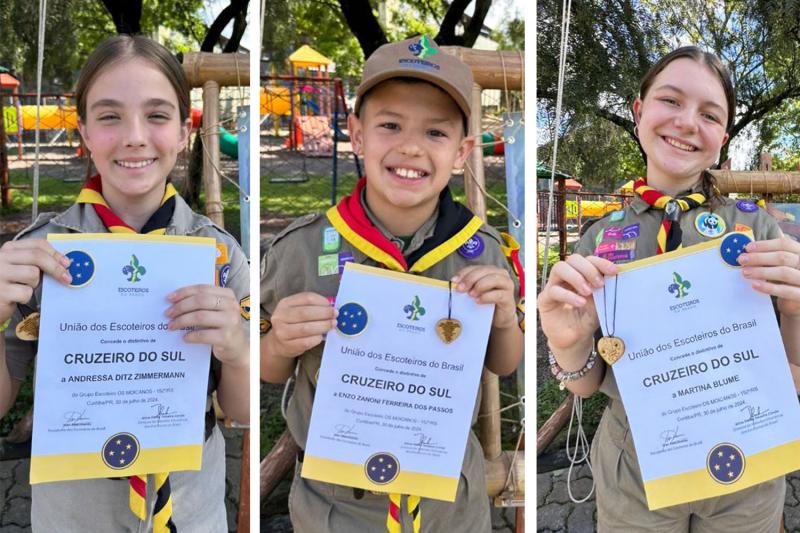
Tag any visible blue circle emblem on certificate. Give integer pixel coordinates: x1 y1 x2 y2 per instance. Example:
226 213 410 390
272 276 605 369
706 442 745 484
336 302 368 336
65 250 95 288
364 452 399 484
720 233 751 267
101 432 140 470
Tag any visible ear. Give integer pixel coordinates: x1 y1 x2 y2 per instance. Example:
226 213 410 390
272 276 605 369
77 117 88 142
178 118 192 151
348 113 363 154
453 134 476 171
632 98 643 124
721 131 730 146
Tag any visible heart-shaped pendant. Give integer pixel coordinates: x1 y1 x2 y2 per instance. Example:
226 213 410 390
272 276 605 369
16 312 40 341
597 335 625 365
436 318 462 344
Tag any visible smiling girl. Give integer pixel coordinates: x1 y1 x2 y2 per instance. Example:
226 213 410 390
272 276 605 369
0 35 249 531
539 46 800 531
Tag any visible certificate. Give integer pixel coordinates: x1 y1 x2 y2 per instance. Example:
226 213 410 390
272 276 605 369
302 263 494 501
593 232 800 509
30 234 216 484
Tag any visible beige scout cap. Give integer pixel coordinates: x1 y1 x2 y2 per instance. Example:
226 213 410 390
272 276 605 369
354 35 473 121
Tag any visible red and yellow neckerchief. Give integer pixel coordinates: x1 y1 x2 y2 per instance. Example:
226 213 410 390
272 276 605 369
633 177 706 254
326 177 483 272
77 174 177 235
77 174 177 533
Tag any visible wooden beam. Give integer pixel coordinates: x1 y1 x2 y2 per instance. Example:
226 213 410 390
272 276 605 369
537 394 574 455
202 80 224 226
260 429 300 501
708 170 800 194
441 47 523 90
485 450 525 496
183 52 250 87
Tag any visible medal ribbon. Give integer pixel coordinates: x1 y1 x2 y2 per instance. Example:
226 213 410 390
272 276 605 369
77 175 177 234
633 178 705 254
78 175 177 530
327 177 482 272
386 493 421 533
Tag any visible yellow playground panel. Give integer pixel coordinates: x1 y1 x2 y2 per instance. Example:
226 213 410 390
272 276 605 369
565 200 623 218
3 105 78 133
261 86 291 116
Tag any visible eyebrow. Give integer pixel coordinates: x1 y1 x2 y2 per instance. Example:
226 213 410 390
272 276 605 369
373 109 458 125
90 98 176 110
653 84 726 112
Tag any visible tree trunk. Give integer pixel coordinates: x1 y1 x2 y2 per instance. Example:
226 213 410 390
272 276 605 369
100 0 143 34
337 0 387 58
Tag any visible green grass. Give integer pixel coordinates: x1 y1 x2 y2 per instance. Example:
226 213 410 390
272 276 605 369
0 376 33 437
537 378 608 451
261 173 511 229
1 171 82 215
0 171 243 241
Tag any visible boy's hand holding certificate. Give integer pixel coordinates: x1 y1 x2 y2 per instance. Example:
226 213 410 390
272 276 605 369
30 234 216 483
593 233 800 510
302 263 494 501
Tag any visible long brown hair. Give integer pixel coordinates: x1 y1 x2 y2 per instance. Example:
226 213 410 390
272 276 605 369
75 35 190 123
636 46 735 203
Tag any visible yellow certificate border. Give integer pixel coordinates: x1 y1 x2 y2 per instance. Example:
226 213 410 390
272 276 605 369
344 262 450 288
48 233 215 245
30 444 203 484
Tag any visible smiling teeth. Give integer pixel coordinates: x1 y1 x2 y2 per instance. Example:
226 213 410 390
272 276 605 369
117 159 154 168
394 168 427 179
664 137 696 152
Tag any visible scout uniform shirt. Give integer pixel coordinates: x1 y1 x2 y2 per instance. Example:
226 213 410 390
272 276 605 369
261 185 521 533
574 187 784 531
3 194 248 531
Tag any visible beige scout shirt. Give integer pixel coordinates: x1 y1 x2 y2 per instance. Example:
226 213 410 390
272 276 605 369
261 205 520 449
574 190 780 405
3 196 249 398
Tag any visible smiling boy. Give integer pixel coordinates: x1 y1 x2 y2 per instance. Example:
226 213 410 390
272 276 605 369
261 36 523 532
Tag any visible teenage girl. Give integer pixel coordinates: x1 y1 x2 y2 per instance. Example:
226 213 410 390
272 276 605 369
539 46 800 532
0 35 249 531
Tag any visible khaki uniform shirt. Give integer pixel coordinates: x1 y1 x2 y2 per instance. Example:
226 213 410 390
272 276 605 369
261 200 521 532
575 191 784 531
4 195 248 532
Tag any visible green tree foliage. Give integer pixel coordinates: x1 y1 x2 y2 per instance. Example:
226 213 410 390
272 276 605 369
0 0 205 92
538 0 800 189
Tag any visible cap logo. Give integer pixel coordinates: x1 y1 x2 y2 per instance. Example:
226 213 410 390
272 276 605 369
408 35 438 59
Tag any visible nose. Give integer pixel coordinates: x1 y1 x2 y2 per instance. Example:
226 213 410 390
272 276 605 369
674 106 699 133
397 131 424 157
124 116 147 147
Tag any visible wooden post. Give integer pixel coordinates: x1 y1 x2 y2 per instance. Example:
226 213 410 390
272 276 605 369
260 429 300 499
0 94 9 208
202 80 224 226
464 83 488 218
237 428 250 533
440 47 523 90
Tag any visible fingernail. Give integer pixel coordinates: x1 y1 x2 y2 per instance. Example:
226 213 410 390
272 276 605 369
742 268 752 277
451 276 460 283
167 292 177 301
738 255 748 264
165 308 174 317
167 322 175 330
457 283 466 291
581 284 592 295
574 295 586 306
745 243 754 252
594 277 604 286
59 256 71 267
61 272 72 283
333 309 339 317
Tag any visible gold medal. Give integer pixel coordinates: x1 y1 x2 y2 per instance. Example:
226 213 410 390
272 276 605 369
15 312 40 341
436 318 462 344
437 281 462 344
597 335 625 365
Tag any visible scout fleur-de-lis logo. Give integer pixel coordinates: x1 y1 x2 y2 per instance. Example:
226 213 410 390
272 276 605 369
668 272 691 299
403 295 426 321
409 35 438 59
122 254 146 283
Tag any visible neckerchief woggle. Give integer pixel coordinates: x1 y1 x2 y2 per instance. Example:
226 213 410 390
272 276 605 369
633 177 706 254
77 175 178 533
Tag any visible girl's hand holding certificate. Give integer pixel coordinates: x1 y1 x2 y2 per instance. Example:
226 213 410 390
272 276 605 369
738 235 800 316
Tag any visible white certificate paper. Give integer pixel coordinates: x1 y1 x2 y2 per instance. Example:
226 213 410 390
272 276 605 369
593 233 800 509
30 234 216 483
302 263 495 501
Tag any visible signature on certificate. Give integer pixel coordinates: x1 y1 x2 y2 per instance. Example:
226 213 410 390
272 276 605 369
151 403 180 419
660 426 685 448
63 409 90 424
739 404 770 425
413 432 439 452
334 424 358 437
